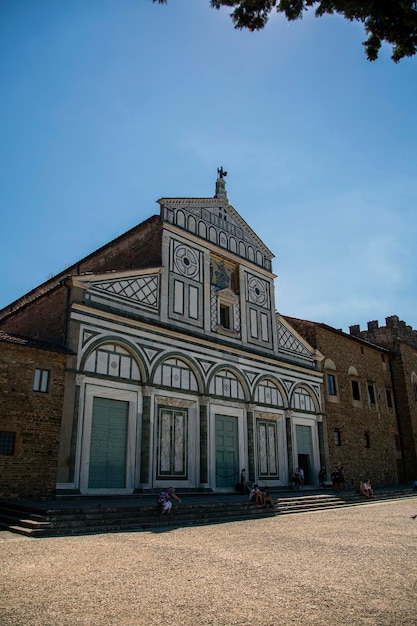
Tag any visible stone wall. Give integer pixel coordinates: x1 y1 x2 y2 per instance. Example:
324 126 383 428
349 316 417 482
285 317 401 487
350 315 417 351
0 337 68 498
0 287 69 345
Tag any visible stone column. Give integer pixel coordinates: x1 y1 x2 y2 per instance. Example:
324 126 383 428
140 388 152 485
200 397 209 485
247 405 255 482
317 413 329 481
285 410 294 484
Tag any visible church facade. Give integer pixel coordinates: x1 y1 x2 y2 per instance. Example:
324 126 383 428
0 173 324 495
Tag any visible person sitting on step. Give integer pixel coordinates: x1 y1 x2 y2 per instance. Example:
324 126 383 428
157 487 182 515
362 480 373 498
249 484 263 507
261 486 274 508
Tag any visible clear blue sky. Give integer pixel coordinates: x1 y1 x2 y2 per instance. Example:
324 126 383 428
1 0 416 334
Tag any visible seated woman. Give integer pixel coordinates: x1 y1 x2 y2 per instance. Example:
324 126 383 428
157 487 182 514
359 480 372 498
363 480 373 498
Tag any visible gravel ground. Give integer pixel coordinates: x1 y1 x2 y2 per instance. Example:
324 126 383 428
1 498 416 626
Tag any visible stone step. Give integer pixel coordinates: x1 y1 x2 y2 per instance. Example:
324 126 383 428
1 490 416 538
0 503 276 537
1 508 277 538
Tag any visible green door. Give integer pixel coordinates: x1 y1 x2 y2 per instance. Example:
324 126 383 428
88 397 129 489
296 424 313 485
215 415 239 489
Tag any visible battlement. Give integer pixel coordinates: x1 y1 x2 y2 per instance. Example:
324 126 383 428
349 316 417 350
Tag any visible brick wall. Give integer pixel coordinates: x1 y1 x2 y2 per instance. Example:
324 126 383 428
0 339 68 498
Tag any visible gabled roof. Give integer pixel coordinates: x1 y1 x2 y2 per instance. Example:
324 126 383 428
0 215 161 320
0 330 72 354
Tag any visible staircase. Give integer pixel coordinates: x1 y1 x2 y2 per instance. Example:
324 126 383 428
1 489 416 538
276 489 417 514
0 499 276 538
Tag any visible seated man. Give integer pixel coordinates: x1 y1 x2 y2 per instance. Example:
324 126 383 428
249 484 263 507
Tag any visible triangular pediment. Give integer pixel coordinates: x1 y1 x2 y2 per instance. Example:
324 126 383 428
215 287 239 304
158 197 274 272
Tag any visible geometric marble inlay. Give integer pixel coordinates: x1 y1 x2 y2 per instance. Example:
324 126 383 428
196 359 215 374
92 276 159 308
143 347 162 363
243 370 257 384
277 320 312 357
82 330 100 348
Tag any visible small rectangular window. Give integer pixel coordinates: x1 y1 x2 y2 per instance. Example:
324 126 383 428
219 304 231 329
0 431 16 455
367 384 376 405
386 388 393 409
333 430 341 446
351 380 361 401
327 373 337 396
33 368 50 393
364 432 370 448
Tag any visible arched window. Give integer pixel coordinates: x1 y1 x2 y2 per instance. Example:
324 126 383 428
198 221 207 239
187 215 196 233
348 366 361 403
324 358 338 398
84 343 140 381
209 369 245 400
291 387 316 413
176 210 186 228
254 379 284 407
153 358 199 392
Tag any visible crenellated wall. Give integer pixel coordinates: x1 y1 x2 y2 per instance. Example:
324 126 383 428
349 316 417 481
